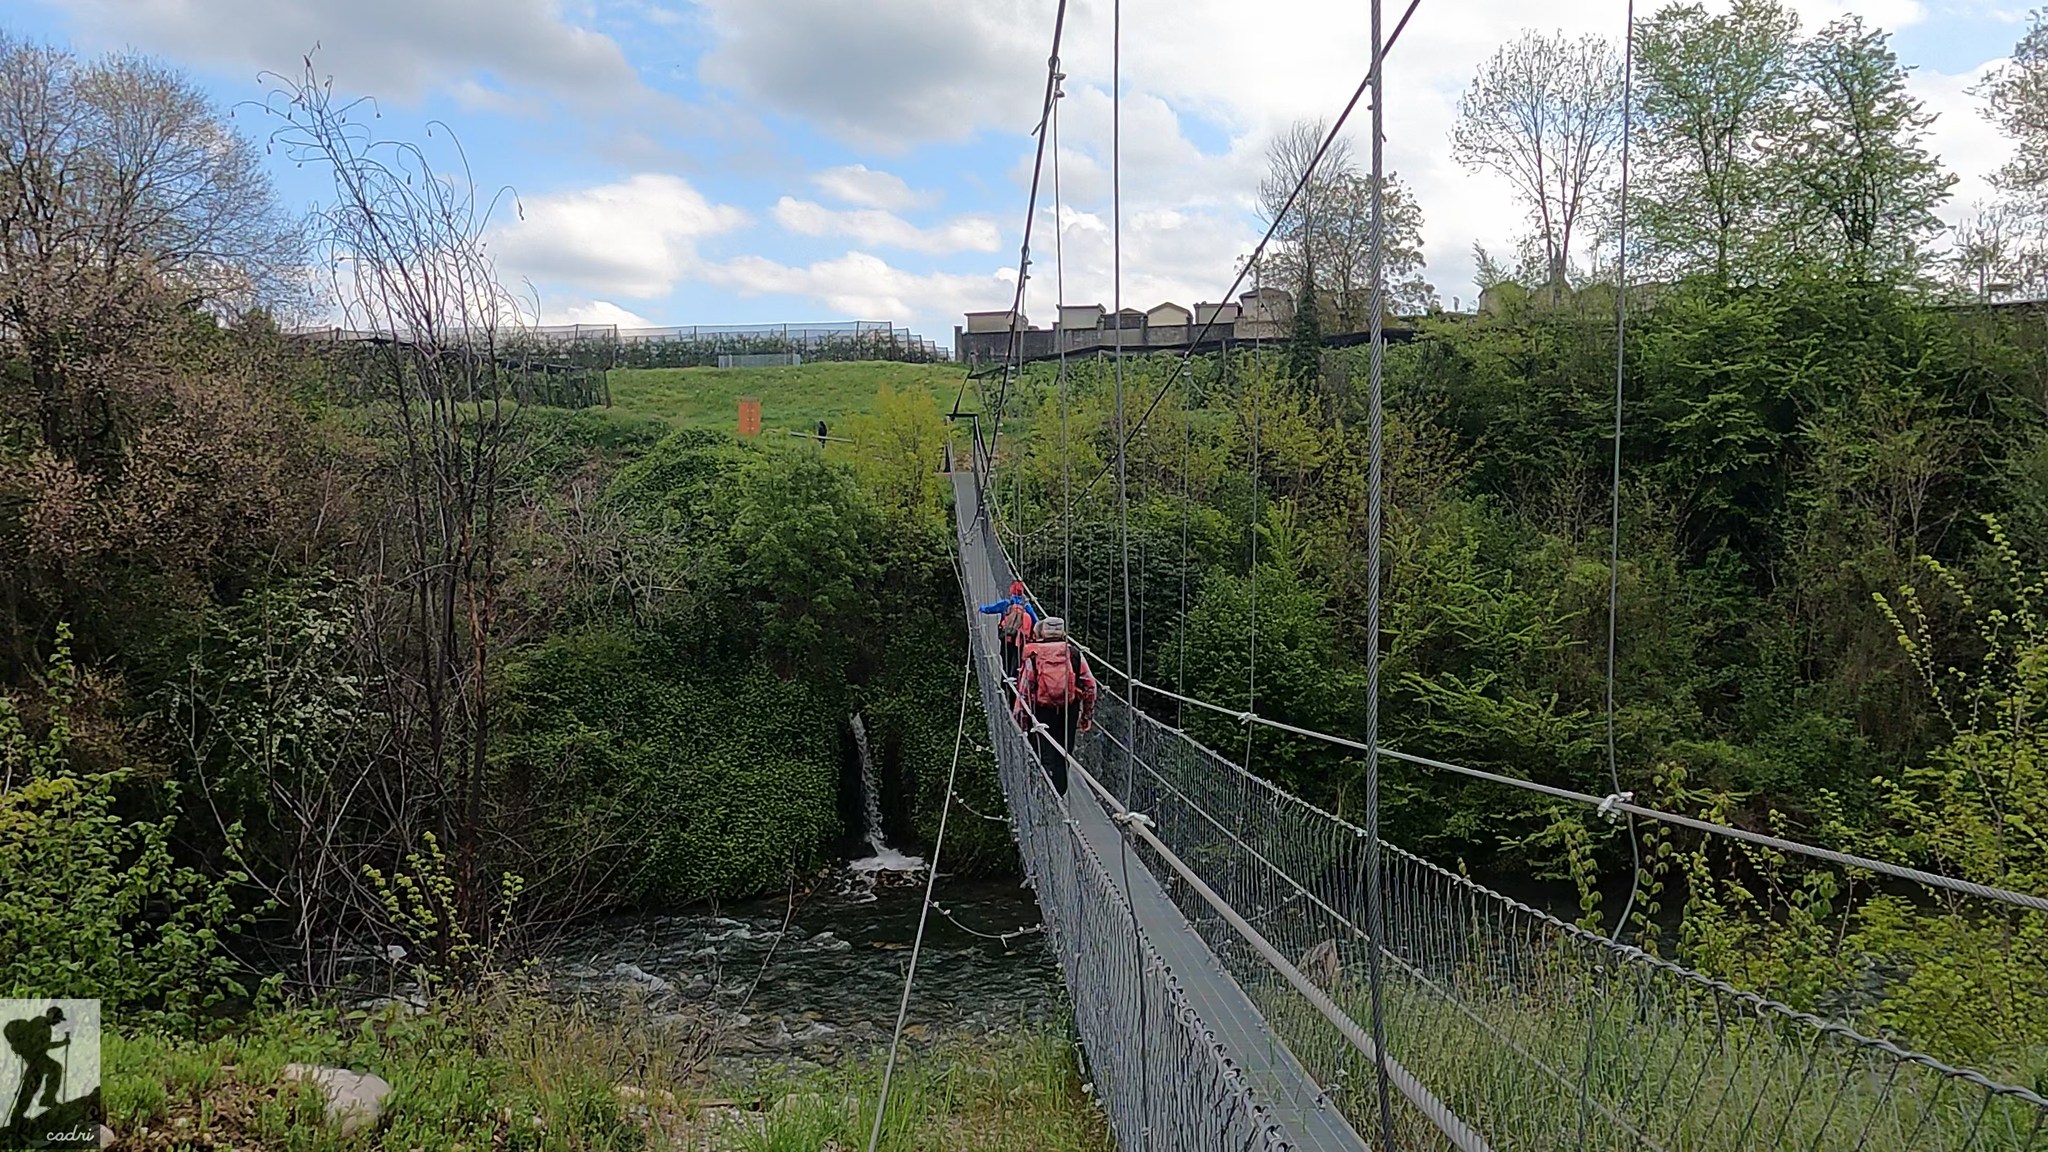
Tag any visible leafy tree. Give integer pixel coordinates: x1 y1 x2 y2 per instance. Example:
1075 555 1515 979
1452 30 1626 295
0 33 302 470
729 449 883 674
1980 9 2048 205
1286 272 1326 387
1176 558 1356 796
1783 17 1953 280
1257 120 1435 321
1631 0 1802 284
840 382 950 541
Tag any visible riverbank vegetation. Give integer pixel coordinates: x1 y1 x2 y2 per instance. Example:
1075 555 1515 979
107 998 1107 1152
0 41 999 1025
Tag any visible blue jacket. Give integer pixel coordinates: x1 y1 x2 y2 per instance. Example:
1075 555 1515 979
978 594 1038 630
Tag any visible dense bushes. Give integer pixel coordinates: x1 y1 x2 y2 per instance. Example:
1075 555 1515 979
1 629 249 1015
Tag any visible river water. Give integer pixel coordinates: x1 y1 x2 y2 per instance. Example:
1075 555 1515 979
537 872 1060 1075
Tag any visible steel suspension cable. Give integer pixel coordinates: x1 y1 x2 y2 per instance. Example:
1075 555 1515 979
1246 398 1260 777
964 0 1071 530
865 652 976 1152
1580 4 1641 1143
1605 0 1642 944
1052 65 1072 625
1037 641 2048 914
1362 0 1395 1144
1109 5 1153 1142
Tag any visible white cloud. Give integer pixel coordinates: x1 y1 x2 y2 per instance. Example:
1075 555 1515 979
708 251 1014 324
491 174 749 298
45 0 640 105
812 164 935 211
771 197 1002 254
1790 0 1926 28
1912 58 2012 230
693 0 1042 148
540 299 661 327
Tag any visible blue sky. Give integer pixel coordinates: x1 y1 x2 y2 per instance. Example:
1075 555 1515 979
7 0 2036 342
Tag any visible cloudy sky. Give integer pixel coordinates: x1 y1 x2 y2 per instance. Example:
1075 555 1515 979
8 0 2034 341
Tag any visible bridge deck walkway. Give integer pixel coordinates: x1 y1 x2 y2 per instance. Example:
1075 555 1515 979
952 465 1368 1152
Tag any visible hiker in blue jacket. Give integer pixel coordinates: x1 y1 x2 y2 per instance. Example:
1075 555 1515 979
979 581 1038 681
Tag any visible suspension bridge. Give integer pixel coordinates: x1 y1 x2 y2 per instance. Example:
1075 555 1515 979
852 0 2048 1147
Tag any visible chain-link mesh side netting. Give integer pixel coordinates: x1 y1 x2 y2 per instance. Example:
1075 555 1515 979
959 480 1293 1152
1083 683 2048 1152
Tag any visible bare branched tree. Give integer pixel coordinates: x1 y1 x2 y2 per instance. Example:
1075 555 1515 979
256 57 528 973
1257 119 1435 325
1452 30 1625 296
0 32 304 468
1948 202 2046 301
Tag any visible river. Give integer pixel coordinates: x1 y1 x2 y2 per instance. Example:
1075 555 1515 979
538 871 1061 1077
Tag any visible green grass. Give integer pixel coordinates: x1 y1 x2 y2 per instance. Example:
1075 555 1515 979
106 997 1108 1152
603 363 967 433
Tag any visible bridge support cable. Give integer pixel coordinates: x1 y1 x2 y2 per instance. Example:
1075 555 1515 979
865 653 974 1152
1582 3 1643 1145
1360 1 1397 1147
1036 628 2048 919
967 444 2048 1149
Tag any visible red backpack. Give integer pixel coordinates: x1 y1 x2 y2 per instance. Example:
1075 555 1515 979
1028 642 1080 707
998 602 1032 643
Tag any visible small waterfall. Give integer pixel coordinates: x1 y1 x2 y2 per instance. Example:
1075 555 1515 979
853 713 886 854
848 712 923 875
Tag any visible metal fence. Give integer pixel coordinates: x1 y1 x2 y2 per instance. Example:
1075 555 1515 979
534 320 948 367
287 320 950 369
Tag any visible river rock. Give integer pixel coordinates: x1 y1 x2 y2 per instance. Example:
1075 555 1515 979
282 1064 391 1136
610 962 674 994
97 1125 113 1149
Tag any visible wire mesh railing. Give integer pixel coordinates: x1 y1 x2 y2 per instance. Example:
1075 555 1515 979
1079 674 2048 1152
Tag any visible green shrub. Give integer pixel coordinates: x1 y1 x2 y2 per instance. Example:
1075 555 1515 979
0 625 250 1019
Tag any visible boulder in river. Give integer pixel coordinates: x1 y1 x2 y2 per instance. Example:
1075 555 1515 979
610 962 674 995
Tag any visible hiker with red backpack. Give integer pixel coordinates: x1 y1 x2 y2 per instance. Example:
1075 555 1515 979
1012 616 1098 796
979 580 1038 680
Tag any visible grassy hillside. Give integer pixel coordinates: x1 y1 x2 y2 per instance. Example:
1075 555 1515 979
605 361 968 432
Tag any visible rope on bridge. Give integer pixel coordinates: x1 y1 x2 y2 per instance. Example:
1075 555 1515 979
1076 657 2048 918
